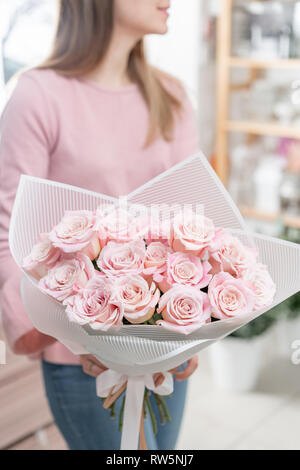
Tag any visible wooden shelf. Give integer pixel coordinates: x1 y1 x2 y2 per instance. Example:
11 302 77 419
229 57 300 69
226 120 300 139
240 206 300 229
240 206 278 222
215 0 300 184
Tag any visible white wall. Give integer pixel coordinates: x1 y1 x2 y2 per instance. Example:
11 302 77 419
145 0 202 108
145 0 217 158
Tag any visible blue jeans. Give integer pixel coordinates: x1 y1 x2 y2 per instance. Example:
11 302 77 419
41 359 188 450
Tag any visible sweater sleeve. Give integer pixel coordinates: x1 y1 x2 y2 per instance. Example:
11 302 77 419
0 73 53 351
171 84 200 164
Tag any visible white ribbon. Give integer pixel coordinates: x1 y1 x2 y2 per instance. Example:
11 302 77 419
96 369 174 450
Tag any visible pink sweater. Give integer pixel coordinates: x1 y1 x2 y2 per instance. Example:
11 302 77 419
0 69 199 365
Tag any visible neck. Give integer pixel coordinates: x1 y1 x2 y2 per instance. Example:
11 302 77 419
84 26 141 88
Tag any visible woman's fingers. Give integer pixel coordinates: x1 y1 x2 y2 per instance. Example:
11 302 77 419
89 355 108 369
173 356 199 382
83 364 103 377
153 372 165 387
80 354 199 380
153 356 199 387
79 354 108 377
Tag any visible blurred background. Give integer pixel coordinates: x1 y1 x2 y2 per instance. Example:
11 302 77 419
1 0 300 450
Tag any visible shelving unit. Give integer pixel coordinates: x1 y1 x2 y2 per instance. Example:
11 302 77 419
215 0 300 228
229 57 300 69
226 120 300 139
240 206 300 229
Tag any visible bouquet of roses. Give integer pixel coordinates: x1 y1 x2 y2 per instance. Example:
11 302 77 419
9 154 300 450
22 203 276 444
22 206 276 335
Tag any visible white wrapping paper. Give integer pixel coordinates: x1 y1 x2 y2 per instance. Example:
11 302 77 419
9 153 300 449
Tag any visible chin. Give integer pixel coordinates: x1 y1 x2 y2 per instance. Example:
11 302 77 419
147 23 168 35
158 24 168 35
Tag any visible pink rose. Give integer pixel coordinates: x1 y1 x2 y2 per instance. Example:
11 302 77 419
170 211 218 257
95 207 147 247
63 274 123 331
208 272 255 320
39 253 94 301
242 263 276 309
158 252 212 292
49 210 100 260
156 285 211 334
209 231 258 278
97 240 146 277
23 233 61 280
113 275 160 324
143 242 172 284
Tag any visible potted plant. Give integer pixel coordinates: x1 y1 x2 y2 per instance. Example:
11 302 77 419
272 225 300 357
209 313 275 393
273 292 300 358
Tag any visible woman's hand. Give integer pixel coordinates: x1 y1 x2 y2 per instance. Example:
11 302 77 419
172 355 199 382
154 355 199 387
79 354 108 377
14 328 57 355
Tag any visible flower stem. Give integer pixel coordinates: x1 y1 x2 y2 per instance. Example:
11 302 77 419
154 393 165 425
145 391 157 435
118 396 126 432
155 395 172 423
110 400 116 419
143 390 147 419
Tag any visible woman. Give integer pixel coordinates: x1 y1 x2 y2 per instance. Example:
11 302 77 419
0 0 199 450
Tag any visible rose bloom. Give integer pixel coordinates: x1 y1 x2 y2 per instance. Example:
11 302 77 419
97 239 146 277
208 272 255 320
208 231 258 278
158 252 212 293
143 242 172 284
170 211 219 257
39 253 94 302
23 233 61 280
113 275 160 324
63 274 123 331
95 206 147 248
156 285 211 334
242 263 276 309
49 210 100 260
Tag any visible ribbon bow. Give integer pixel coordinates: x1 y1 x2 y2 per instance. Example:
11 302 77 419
96 369 174 450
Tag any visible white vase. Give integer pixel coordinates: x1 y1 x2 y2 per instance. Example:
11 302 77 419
208 334 268 393
275 316 300 359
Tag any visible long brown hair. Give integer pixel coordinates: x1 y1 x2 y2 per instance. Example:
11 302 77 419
38 0 183 147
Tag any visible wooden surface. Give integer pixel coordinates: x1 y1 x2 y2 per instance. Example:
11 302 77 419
8 424 67 451
227 120 300 139
240 206 300 229
229 57 300 69
0 326 66 450
215 0 232 185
